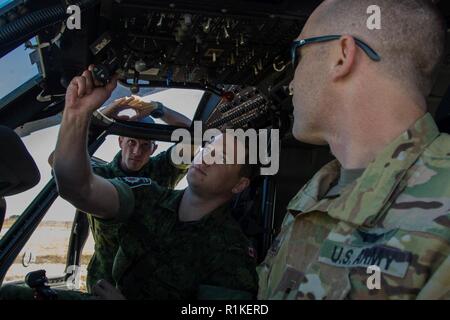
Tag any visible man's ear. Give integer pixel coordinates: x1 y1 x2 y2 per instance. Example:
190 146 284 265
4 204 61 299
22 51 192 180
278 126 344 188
331 35 357 81
118 136 124 149
232 177 250 194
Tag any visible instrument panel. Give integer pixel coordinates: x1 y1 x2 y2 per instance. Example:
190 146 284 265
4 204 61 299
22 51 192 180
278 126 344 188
91 1 306 89
205 86 274 130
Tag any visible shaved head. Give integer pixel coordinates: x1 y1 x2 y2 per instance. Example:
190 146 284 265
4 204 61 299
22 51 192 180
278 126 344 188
290 0 447 167
304 0 446 95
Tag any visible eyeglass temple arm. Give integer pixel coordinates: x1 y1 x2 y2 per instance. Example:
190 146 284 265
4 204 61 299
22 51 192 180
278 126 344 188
293 35 381 62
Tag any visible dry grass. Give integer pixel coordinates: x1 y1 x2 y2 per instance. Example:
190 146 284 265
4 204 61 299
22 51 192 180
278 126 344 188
13 254 93 265
3 219 72 229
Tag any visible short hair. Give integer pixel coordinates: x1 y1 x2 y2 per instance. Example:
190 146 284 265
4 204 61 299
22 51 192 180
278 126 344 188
313 0 447 96
216 129 261 180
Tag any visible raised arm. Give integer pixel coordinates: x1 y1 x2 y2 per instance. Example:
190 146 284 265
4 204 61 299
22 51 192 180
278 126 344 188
157 103 191 128
111 95 192 128
99 96 135 120
53 66 120 220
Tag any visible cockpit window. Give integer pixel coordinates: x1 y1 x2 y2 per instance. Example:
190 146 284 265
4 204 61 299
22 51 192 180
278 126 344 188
102 84 204 122
1 87 203 287
0 0 14 10
0 42 40 102
95 87 205 189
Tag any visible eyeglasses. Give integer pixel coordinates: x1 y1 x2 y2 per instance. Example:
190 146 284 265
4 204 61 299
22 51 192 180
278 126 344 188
291 35 381 68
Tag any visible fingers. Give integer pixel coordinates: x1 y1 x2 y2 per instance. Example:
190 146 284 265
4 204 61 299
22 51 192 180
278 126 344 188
131 95 141 102
76 65 118 93
128 95 149 108
91 283 104 297
91 279 110 298
127 98 140 107
73 76 87 97
105 73 119 94
88 64 104 87
69 69 96 98
81 70 94 95
110 97 127 109
66 79 78 104
92 279 125 300
97 279 115 290
114 97 126 104
129 114 143 121
120 96 135 106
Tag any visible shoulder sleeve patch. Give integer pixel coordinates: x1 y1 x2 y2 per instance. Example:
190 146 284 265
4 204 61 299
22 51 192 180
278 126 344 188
117 177 153 188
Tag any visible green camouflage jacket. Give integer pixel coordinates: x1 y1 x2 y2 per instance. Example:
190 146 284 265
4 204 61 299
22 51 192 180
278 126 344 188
258 113 450 300
0 178 258 300
86 147 188 292
103 177 258 299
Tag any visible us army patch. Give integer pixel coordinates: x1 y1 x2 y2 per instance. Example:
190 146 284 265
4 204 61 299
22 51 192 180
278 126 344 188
318 239 411 278
117 177 152 188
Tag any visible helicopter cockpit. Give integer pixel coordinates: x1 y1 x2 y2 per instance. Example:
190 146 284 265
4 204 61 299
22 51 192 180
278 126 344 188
0 0 449 297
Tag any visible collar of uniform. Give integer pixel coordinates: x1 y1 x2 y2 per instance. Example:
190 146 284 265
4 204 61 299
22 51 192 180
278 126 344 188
327 113 439 227
110 151 152 177
178 199 230 228
287 159 341 213
200 202 231 227
109 151 124 175
158 189 185 213
157 189 230 226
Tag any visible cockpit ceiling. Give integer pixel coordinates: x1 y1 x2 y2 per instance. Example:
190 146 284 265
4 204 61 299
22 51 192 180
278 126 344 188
86 0 320 88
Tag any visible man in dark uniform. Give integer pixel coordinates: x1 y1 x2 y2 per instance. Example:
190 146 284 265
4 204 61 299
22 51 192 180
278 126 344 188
83 95 192 292
0 66 258 300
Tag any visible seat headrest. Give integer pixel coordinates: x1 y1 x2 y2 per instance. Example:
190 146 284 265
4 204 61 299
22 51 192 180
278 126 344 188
0 126 40 197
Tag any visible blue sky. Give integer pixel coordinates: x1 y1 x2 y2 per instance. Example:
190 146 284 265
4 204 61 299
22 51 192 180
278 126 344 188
0 43 39 100
0 1 40 100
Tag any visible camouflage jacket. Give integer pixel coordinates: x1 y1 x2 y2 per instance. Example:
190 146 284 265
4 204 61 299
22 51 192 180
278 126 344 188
86 147 188 292
258 113 450 300
102 177 258 300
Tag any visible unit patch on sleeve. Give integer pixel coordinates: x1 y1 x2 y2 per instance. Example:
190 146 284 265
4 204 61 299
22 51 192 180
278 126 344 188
117 177 153 188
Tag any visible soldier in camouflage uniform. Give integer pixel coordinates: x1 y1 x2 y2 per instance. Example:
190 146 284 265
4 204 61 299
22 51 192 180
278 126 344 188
87 146 189 292
79 95 192 292
0 66 258 300
258 0 450 299
0 166 258 300
91 171 258 299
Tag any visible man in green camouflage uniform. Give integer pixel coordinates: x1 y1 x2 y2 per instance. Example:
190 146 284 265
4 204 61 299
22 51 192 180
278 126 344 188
0 66 258 300
0 168 258 300
81 95 192 292
87 146 188 292
258 0 450 299
91 172 257 299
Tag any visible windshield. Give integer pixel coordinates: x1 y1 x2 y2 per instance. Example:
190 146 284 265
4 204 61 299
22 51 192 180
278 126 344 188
0 42 40 102
0 0 14 9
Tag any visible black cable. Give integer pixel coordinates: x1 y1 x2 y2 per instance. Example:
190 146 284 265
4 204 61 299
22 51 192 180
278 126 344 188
0 0 98 50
